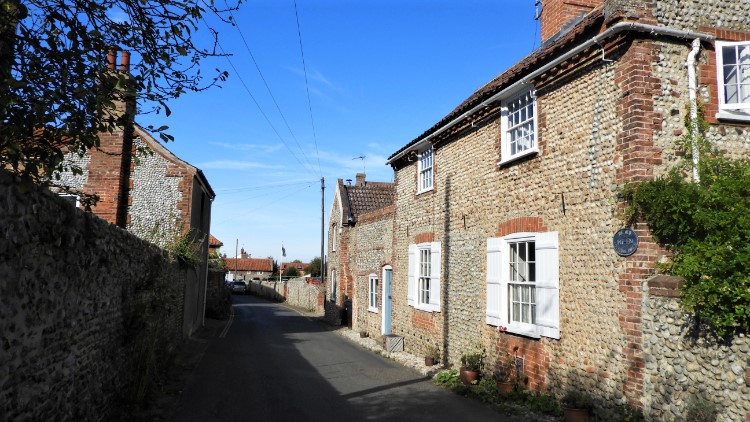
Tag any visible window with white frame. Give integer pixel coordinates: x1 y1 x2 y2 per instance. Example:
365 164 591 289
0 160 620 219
58 193 80 208
716 41 750 118
500 88 538 164
485 232 559 339
407 242 441 312
368 274 378 312
330 269 337 302
332 223 337 252
417 147 433 194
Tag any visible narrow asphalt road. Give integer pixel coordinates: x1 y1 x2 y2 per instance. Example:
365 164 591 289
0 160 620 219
170 294 522 422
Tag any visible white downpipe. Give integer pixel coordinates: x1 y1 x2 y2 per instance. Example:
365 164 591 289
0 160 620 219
387 23 714 165
686 38 701 183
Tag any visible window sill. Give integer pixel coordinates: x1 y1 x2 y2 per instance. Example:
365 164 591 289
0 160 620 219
416 187 434 196
506 325 541 339
716 110 750 123
498 148 539 167
368 308 378 313
412 304 439 313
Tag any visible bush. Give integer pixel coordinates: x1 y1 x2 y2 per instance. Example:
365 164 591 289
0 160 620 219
561 390 594 410
622 153 750 338
685 397 718 422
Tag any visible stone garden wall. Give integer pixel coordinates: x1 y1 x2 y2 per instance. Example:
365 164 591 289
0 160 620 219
249 279 324 314
205 268 230 320
642 277 750 422
0 170 189 421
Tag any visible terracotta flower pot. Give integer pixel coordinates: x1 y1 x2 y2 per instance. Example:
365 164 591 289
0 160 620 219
562 407 588 422
459 367 480 385
496 381 514 394
425 357 436 366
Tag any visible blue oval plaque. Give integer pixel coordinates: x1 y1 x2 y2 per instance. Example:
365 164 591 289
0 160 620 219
613 228 639 257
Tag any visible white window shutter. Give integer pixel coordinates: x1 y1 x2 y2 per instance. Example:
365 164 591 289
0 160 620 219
429 242 441 312
535 232 560 339
486 238 502 326
408 244 416 306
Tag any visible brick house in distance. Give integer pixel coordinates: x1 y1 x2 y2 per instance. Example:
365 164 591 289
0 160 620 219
372 1 749 420
224 249 274 281
325 173 395 329
57 50 216 336
280 261 310 276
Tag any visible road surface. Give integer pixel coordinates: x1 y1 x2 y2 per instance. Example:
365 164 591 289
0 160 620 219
170 294 521 422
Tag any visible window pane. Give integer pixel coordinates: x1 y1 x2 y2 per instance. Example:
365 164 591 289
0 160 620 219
513 302 520 322
529 262 536 283
521 304 529 323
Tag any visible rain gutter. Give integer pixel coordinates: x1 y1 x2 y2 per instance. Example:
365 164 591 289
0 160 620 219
386 22 715 165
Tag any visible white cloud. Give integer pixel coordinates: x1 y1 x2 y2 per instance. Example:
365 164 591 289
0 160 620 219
210 141 283 154
198 160 279 170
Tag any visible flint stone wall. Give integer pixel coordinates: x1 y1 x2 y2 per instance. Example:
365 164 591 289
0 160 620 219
249 279 324 314
0 170 188 421
643 282 750 422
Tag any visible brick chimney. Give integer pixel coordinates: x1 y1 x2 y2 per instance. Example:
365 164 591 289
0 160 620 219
83 49 136 227
539 0 602 44
240 248 249 259
355 173 366 186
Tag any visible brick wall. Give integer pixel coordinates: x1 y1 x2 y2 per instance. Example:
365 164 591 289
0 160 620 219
0 169 188 421
541 0 602 43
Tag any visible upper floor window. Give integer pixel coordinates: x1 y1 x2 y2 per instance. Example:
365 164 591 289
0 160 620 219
716 41 750 117
407 242 441 312
330 269 337 302
486 232 559 339
368 274 379 312
331 223 337 252
417 147 433 194
500 88 538 164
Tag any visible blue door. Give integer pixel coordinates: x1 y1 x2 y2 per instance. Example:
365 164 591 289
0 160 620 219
382 267 393 335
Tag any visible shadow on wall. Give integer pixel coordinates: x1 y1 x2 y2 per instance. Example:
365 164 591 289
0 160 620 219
248 280 286 302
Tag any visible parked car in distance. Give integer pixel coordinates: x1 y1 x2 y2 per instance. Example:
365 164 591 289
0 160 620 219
231 281 247 294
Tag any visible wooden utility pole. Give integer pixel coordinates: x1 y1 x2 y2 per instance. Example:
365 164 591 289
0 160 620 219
321 177 325 283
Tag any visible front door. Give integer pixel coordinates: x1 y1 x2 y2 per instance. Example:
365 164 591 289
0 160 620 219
382 267 393 335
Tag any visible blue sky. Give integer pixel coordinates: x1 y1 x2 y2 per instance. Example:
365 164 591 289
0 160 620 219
138 0 539 262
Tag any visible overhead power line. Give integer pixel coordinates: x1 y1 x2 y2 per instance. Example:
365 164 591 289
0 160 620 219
293 0 323 177
223 1 318 174
203 26 315 174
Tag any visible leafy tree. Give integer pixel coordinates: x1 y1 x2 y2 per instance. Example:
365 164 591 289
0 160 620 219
0 0 237 197
283 265 299 277
306 256 322 277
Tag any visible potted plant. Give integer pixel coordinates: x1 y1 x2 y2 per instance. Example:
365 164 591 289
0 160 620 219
459 347 485 385
424 344 440 366
561 390 594 422
493 354 516 393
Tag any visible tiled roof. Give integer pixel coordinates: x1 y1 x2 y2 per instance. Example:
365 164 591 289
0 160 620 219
208 234 223 247
339 179 395 224
223 257 273 272
388 8 605 162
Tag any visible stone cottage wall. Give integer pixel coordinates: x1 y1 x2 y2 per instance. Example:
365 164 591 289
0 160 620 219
0 170 188 421
642 277 750 422
127 136 185 246
324 186 345 325
349 206 395 336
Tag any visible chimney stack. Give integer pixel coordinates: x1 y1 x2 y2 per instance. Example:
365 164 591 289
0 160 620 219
539 0 602 44
355 173 366 186
240 248 248 259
